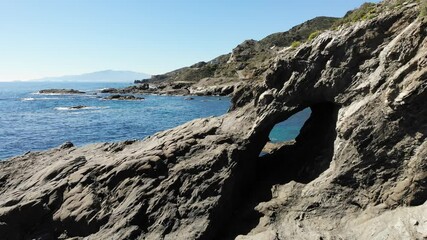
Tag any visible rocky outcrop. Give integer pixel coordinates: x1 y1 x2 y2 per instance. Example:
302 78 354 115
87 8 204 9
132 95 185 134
101 84 154 94
103 95 144 101
100 82 234 96
189 84 235 96
0 1 426 239
134 81 149 86
101 83 191 96
38 89 85 94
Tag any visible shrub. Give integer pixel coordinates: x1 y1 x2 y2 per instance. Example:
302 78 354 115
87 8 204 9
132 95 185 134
308 31 321 41
291 41 302 48
420 0 427 17
394 0 407 7
333 2 378 27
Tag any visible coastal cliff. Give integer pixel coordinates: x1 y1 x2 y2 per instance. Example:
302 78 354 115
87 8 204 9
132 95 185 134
0 0 426 239
105 16 339 96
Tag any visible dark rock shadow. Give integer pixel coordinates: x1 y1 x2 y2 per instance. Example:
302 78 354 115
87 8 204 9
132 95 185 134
217 102 339 239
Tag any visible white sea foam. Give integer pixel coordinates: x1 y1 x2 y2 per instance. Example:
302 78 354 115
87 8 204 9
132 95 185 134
85 106 109 110
55 107 73 111
21 97 61 101
33 92 61 96
33 92 84 96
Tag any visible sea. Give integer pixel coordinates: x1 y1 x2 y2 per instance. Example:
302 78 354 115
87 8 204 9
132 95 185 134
0 82 310 160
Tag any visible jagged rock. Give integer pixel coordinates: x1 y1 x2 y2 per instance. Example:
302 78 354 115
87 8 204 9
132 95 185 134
133 82 149 90
100 88 118 93
100 83 190 96
228 39 260 63
101 84 153 94
0 1 426 239
59 142 74 149
189 84 235 96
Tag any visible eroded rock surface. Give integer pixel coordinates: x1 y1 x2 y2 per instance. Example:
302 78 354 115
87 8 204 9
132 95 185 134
1 1 426 239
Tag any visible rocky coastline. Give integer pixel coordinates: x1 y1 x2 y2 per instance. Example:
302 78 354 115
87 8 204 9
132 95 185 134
100 82 237 97
1 1 426 239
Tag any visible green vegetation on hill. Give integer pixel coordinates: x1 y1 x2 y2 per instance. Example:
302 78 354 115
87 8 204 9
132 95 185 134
332 0 424 28
420 0 427 17
333 2 378 27
147 16 339 85
146 0 425 88
291 41 302 48
259 17 338 48
308 30 321 41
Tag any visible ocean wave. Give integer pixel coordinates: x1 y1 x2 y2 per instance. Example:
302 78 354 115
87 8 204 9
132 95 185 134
33 92 61 96
84 94 101 98
32 92 100 99
54 106 110 111
33 92 84 96
21 97 61 101
21 98 36 101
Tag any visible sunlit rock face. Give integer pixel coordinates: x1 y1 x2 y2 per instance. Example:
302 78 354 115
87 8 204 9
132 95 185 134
0 1 426 239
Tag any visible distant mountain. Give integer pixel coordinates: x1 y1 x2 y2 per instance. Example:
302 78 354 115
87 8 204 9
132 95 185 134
29 70 151 83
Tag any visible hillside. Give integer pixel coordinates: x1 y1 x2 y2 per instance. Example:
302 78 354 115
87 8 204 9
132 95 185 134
137 16 339 95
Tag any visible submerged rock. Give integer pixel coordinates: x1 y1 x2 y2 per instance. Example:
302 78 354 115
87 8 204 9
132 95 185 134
69 105 87 109
0 1 426 239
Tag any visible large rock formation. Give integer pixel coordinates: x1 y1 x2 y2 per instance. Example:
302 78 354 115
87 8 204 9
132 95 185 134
0 1 426 239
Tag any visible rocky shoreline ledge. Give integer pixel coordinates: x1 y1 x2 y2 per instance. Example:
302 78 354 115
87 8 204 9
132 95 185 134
100 82 236 97
38 83 234 99
1 1 426 239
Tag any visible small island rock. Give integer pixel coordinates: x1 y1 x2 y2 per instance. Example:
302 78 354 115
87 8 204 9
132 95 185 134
103 94 144 100
38 89 85 94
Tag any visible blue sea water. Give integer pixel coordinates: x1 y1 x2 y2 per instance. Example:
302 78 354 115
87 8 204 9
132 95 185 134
269 108 311 143
0 82 310 160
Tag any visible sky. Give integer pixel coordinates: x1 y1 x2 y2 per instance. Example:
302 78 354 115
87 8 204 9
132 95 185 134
0 0 380 81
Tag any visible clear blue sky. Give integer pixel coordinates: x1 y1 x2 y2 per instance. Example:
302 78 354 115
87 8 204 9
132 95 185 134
0 0 379 81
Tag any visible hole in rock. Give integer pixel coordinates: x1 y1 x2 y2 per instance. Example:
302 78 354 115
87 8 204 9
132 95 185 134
219 102 339 239
261 108 311 156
